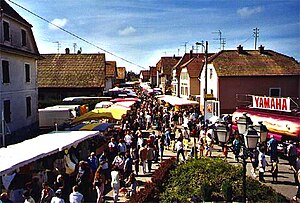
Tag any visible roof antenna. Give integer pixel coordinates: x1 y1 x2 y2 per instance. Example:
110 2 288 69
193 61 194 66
53 41 61 53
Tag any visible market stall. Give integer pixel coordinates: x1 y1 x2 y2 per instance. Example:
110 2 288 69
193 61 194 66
156 95 199 110
0 131 99 176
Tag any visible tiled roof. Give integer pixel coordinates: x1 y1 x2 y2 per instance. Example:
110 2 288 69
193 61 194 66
149 66 157 77
181 57 205 78
140 70 150 77
174 53 212 77
117 67 126 79
106 61 117 77
210 49 300 76
156 56 181 75
1 0 31 26
37 54 106 88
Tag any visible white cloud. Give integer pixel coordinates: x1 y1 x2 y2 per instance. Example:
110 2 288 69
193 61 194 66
118 26 136 36
237 6 263 18
49 18 68 30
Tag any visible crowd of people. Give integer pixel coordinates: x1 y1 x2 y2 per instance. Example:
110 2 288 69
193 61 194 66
1 86 300 203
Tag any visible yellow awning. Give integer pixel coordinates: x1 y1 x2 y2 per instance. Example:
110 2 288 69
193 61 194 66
92 106 129 120
71 111 114 124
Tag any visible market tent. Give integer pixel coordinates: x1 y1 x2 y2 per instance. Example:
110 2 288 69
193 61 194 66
113 101 136 108
71 111 114 124
0 131 98 176
92 106 129 120
157 95 199 106
110 98 140 102
69 122 115 131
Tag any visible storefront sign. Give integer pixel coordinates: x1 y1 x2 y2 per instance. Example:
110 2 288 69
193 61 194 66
252 95 291 112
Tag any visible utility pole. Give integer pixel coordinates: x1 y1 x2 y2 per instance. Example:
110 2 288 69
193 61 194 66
253 28 259 50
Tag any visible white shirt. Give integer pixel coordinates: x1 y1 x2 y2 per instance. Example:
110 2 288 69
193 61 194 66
124 134 133 145
111 170 120 188
50 197 65 203
69 192 84 203
175 141 183 151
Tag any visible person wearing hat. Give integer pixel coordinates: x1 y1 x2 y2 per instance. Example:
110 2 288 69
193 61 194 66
50 189 65 203
1 192 12 203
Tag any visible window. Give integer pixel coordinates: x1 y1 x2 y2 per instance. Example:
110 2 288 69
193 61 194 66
2 60 10 83
26 97 31 117
21 29 27 46
4 100 11 123
25 64 30 82
209 68 213 79
269 88 281 97
3 21 10 41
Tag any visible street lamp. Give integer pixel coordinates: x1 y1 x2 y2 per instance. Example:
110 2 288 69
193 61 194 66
215 122 230 158
237 113 252 135
216 117 263 203
195 41 208 117
254 121 268 143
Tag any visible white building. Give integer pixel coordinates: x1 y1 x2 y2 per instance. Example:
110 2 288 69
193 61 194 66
0 0 40 146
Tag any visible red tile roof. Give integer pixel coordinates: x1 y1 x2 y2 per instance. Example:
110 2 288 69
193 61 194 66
106 61 117 77
181 57 205 78
37 54 106 88
117 67 126 79
140 70 150 78
150 66 157 77
209 49 300 76
174 53 212 77
156 56 181 75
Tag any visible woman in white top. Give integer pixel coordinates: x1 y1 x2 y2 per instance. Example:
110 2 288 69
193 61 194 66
111 166 120 203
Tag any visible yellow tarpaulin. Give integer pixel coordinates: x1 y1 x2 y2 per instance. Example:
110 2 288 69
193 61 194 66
92 106 129 120
71 111 114 124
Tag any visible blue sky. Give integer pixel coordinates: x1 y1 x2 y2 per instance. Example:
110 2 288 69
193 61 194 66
8 0 300 73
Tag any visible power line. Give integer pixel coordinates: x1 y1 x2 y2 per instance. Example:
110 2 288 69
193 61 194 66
7 0 146 70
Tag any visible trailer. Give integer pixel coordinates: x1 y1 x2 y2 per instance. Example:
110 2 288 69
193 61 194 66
38 108 75 129
232 95 300 152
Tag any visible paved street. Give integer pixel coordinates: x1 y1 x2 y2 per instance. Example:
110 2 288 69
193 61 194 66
104 132 297 202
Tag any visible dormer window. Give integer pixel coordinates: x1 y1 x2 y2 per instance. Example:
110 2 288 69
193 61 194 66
3 21 10 41
21 29 27 46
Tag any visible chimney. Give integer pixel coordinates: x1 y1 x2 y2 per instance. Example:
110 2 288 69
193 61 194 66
77 47 82 54
190 49 193 59
258 45 264 54
65 48 70 54
237 45 243 54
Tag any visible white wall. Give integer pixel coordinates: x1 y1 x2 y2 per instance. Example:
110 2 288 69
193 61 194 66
180 67 189 99
0 14 38 134
199 63 218 106
0 53 38 132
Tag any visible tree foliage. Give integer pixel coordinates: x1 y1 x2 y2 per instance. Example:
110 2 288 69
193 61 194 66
160 158 288 202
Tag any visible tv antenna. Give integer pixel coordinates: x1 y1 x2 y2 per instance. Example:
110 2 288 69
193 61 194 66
53 41 61 53
212 30 225 50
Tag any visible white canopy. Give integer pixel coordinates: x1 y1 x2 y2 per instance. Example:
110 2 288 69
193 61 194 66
0 131 98 176
157 95 199 106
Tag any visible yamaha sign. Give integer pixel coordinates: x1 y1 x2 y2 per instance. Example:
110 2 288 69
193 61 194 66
252 95 291 112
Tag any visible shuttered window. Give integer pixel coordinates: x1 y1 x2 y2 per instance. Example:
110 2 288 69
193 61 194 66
2 60 10 83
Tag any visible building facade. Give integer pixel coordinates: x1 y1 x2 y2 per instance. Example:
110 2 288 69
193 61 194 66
200 45 300 114
0 0 40 145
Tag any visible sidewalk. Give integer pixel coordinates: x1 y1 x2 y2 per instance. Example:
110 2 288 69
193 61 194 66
104 136 297 202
